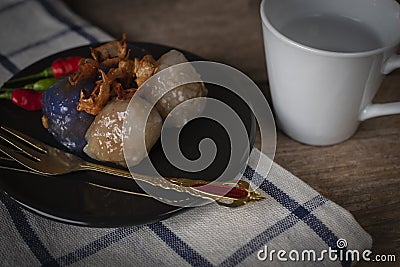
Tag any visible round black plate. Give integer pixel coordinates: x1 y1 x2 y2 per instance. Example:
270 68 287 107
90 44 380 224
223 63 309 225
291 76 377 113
0 42 256 227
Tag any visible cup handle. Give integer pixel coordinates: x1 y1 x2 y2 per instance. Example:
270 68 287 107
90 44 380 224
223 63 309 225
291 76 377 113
359 54 400 121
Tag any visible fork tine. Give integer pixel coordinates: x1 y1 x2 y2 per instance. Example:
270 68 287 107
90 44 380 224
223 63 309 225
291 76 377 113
0 150 14 161
0 142 42 172
1 126 47 153
0 156 14 161
0 132 41 161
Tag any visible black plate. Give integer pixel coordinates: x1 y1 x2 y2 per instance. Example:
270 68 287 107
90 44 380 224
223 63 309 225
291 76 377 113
0 42 256 227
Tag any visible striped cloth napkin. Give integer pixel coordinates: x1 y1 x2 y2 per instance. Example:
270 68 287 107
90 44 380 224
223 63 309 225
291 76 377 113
0 1 372 266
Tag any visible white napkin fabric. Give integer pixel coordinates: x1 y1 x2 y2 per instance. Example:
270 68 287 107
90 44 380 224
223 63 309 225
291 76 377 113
0 1 372 266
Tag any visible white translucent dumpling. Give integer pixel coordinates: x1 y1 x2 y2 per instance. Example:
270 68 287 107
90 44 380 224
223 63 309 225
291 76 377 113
84 97 162 167
123 96 163 167
142 50 207 127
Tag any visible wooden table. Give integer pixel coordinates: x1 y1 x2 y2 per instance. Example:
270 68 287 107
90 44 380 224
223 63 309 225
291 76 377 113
65 0 400 265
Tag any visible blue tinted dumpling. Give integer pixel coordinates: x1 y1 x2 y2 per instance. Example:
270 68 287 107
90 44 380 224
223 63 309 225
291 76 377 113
42 77 95 152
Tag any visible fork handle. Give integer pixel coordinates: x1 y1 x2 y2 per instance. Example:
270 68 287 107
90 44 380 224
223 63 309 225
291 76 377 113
80 162 249 202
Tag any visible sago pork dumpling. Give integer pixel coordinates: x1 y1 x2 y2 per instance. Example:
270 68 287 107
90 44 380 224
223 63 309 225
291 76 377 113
143 50 207 127
84 97 162 167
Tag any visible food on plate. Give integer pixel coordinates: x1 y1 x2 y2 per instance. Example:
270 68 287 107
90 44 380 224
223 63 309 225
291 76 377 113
70 36 158 116
143 50 207 127
4 57 81 85
90 34 127 66
69 58 99 86
84 98 162 167
41 78 95 151
0 77 59 111
0 88 43 111
39 35 207 166
20 77 60 91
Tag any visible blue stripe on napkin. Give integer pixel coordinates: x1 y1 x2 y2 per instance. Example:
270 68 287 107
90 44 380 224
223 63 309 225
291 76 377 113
6 29 72 58
0 193 57 266
37 0 100 44
0 54 19 74
245 166 351 267
219 195 327 266
53 227 143 266
0 0 29 14
148 221 213 267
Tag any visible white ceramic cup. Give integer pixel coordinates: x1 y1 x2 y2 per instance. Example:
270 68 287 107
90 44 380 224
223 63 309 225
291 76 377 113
260 0 400 145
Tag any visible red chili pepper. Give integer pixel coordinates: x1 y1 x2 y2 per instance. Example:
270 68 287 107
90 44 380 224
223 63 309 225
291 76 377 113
12 89 43 111
51 57 81 78
0 89 43 111
5 57 81 85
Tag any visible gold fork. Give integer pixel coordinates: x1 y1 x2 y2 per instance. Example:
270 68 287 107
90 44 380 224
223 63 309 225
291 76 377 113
0 126 264 207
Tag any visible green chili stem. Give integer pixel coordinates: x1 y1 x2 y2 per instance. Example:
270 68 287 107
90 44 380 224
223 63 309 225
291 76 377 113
4 67 53 85
0 91 12 100
1 77 59 92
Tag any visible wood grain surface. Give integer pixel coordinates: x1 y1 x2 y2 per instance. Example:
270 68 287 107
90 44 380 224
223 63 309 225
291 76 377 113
64 0 400 265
